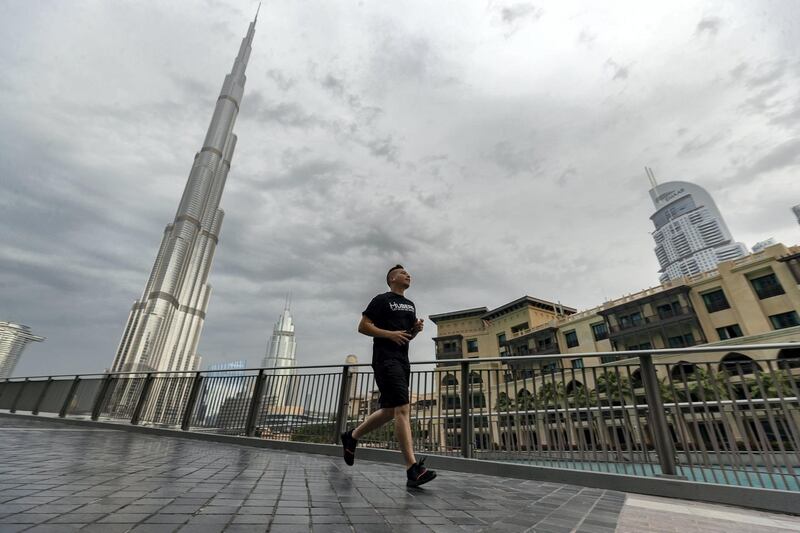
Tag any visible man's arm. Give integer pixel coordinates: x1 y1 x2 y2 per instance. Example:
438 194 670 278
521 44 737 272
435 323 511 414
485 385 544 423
358 315 412 345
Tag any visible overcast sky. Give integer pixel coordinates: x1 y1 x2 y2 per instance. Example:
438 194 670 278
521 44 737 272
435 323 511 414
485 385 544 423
2 0 799 376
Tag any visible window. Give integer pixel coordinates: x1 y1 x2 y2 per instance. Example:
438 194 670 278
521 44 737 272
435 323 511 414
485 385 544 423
466 339 478 353
716 324 743 340
702 289 730 313
511 322 529 334
656 301 681 319
537 337 554 350
618 311 643 329
625 342 653 351
571 358 584 369
591 322 608 341
600 354 624 363
667 333 695 348
750 273 785 299
442 340 460 354
769 311 800 330
564 330 579 348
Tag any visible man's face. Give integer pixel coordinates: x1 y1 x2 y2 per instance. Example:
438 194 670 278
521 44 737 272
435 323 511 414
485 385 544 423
391 269 411 289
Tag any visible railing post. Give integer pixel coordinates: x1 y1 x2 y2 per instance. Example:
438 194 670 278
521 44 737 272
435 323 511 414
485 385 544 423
130 373 154 425
9 378 29 413
460 361 473 459
639 354 678 477
90 374 114 421
334 365 352 441
32 378 54 415
59 376 81 418
181 372 204 431
245 370 266 437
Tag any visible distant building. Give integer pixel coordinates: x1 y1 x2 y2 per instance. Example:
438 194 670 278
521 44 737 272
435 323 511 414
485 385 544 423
196 360 247 426
0 322 44 378
261 301 297 408
793 204 800 226
752 238 777 253
429 242 800 452
647 172 747 283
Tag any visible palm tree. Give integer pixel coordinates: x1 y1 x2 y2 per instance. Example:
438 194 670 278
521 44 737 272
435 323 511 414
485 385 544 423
748 370 795 399
495 392 512 411
686 367 730 401
569 385 597 407
595 371 632 404
537 382 565 407
516 389 537 411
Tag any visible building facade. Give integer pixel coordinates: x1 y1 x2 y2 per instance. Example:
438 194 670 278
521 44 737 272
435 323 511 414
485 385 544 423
261 303 297 408
0 322 44 378
428 243 800 452
649 180 747 283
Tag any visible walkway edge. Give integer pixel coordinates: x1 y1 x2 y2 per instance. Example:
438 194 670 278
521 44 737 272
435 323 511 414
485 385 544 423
2 412 796 515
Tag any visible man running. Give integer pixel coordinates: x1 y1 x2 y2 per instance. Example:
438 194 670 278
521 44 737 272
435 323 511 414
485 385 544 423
340 265 437 487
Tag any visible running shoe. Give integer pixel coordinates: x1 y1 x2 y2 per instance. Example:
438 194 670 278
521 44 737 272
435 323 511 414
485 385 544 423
341 429 357 466
406 457 437 487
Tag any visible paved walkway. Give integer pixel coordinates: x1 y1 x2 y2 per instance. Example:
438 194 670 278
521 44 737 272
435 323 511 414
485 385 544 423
0 417 797 533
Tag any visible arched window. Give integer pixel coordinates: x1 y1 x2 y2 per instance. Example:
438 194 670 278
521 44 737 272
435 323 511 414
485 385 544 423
719 353 761 375
778 348 800 369
670 361 697 380
565 380 583 394
441 374 458 386
469 371 483 384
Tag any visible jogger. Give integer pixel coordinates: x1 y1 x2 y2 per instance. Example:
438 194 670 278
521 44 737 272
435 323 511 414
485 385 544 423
341 265 437 487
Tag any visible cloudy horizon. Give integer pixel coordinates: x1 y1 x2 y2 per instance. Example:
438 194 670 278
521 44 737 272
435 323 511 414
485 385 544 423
2 0 799 376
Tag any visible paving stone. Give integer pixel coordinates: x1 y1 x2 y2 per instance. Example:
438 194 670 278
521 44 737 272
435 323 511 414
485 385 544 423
3 416 795 533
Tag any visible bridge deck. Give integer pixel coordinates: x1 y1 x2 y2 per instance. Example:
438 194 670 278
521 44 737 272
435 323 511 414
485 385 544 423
0 417 797 533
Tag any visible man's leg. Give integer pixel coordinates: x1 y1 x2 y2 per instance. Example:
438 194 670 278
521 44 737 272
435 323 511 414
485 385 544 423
394 403 416 468
352 407 394 439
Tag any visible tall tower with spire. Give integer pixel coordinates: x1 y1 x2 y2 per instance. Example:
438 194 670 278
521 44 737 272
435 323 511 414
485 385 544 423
261 298 297 409
111 10 258 378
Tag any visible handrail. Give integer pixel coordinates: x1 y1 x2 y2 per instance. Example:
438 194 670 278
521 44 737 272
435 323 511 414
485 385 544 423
4 342 799 380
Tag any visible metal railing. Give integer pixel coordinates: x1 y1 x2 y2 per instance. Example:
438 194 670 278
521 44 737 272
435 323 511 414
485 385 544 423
1 343 799 492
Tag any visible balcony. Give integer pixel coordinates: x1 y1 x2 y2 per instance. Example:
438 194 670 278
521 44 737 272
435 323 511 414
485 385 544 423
608 306 697 337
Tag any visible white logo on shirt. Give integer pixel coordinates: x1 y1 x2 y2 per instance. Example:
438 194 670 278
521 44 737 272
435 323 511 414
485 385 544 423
389 301 415 313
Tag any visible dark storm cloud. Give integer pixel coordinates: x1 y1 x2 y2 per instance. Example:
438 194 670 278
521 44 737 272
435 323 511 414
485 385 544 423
3 1 799 376
266 69 296 91
678 131 729 156
695 16 722 37
499 3 543 25
728 137 800 184
605 58 630 81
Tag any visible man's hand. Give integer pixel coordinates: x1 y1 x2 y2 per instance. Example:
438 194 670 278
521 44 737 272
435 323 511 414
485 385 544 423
385 330 412 346
412 319 424 333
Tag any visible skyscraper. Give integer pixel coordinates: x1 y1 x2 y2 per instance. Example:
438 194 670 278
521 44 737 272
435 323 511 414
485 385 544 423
646 169 747 283
111 10 258 375
0 322 44 378
261 301 297 408
793 204 800 226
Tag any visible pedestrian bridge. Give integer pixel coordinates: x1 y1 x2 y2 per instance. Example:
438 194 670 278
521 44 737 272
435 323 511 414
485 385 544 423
0 416 798 533
1 343 799 531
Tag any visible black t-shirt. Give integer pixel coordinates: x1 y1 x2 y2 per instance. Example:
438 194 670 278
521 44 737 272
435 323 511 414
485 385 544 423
362 292 417 363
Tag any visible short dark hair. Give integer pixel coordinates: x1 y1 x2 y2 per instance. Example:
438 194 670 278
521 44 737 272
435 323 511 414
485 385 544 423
386 264 404 286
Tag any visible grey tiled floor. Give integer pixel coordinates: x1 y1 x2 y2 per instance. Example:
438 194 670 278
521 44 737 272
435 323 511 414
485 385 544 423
1 417 798 532
0 417 624 532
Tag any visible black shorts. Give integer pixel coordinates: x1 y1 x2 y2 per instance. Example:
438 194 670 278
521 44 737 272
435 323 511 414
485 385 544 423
372 358 410 409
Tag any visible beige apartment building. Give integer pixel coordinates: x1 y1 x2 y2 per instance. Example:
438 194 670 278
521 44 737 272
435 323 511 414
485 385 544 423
425 243 800 452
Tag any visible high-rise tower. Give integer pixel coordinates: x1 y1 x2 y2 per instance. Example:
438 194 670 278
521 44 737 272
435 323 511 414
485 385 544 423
0 322 44 378
793 204 800 226
646 168 747 283
261 300 297 408
111 10 258 376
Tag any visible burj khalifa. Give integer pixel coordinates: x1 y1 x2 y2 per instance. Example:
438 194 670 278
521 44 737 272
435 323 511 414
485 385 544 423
111 9 258 376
